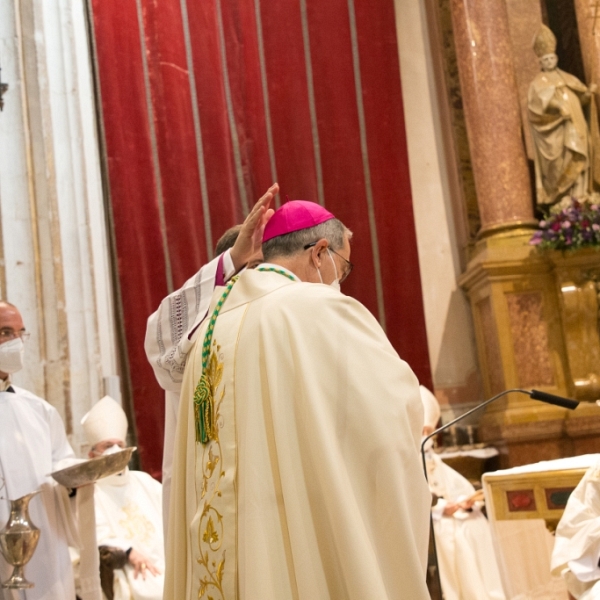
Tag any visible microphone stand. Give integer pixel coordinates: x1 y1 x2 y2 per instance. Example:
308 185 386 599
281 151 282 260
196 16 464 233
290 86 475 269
420 388 579 599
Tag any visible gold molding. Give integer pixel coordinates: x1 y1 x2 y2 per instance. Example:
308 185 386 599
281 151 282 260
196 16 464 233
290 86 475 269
476 219 538 241
485 467 586 530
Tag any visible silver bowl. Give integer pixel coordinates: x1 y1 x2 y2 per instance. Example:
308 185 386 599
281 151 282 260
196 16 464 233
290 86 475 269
50 447 136 488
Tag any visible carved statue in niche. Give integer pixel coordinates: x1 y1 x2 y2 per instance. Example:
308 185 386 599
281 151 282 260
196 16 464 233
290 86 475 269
528 25 600 209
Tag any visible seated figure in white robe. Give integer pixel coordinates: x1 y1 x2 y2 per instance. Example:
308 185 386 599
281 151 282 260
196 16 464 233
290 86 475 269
0 301 79 600
420 386 506 600
552 455 600 599
82 396 164 600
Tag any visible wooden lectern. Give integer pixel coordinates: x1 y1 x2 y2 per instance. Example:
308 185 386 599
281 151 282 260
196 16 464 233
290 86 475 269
483 455 597 599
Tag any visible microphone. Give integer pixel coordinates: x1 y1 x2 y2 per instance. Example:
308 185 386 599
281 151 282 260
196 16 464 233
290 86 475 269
420 388 579 599
421 388 579 457
529 389 579 410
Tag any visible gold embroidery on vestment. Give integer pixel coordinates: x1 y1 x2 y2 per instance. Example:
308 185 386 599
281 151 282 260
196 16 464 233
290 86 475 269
118 503 155 547
196 341 227 599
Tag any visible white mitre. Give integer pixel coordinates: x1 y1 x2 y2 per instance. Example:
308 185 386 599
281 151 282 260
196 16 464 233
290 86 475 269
419 385 441 430
81 395 128 445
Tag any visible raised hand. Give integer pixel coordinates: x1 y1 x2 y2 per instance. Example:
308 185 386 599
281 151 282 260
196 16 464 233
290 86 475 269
230 183 278 271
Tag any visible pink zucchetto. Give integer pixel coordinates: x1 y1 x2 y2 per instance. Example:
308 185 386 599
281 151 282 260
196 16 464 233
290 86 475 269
262 200 335 243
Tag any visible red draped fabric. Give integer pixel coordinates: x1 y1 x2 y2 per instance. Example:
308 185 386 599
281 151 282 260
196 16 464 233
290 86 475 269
89 0 432 477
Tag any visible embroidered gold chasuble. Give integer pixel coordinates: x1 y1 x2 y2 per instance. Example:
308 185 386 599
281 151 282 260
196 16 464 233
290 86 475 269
165 268 431 600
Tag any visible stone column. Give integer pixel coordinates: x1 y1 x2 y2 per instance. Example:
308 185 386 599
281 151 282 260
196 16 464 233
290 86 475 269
449 0 592 467
573 0 600 86
449 0 536 236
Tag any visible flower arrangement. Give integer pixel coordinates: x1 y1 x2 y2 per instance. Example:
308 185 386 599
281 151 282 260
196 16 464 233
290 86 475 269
530 197 600 250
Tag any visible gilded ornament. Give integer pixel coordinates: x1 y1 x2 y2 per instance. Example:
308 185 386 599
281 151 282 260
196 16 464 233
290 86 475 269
203 516 219 545
196 340 228 598
192 275 241 598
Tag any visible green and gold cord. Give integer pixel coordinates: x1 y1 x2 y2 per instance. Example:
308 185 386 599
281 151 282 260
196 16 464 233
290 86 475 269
194 276 238 444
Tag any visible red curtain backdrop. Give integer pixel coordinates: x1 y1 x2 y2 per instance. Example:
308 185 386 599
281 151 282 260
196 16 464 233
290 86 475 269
89 0 432 477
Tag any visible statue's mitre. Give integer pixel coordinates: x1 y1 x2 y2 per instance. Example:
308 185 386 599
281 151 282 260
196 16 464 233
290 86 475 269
533 24 557 57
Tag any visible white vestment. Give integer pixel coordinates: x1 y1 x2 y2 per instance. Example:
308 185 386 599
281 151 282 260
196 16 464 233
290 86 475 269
166 267 431 599
552 455 600 599
94 470 164 600
0 386 77 600
144 251 234 525
425 451 505 600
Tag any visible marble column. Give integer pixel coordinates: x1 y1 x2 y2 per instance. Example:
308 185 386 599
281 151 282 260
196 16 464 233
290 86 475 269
574 1 600 89
449 0 535 236
504 0 544 161
450 0 589 467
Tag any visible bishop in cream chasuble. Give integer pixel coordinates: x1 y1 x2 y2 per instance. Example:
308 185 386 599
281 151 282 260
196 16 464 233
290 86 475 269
165 201 431 599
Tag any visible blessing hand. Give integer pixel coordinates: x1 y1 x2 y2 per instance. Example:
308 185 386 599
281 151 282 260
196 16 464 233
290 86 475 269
230 183 278 271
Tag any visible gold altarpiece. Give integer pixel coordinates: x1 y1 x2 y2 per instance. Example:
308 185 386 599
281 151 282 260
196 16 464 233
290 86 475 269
460 234 600 467
440 0 600 467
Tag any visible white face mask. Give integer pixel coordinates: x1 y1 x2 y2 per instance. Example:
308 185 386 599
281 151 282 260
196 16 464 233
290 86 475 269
97 444 128 485
101 444 123 456
316 249 341 291
0 338 24 374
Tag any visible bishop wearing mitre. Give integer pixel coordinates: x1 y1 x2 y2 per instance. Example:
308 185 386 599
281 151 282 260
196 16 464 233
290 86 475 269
165 200 431 599
82 396 164 600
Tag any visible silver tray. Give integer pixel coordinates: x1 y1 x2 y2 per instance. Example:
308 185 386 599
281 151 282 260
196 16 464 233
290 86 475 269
50 447 136 488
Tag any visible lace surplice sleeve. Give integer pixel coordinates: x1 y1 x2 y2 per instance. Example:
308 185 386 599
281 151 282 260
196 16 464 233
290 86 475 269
144 251 234 392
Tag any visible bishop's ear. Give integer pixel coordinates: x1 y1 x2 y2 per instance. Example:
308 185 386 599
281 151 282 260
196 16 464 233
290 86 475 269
310 238 329 267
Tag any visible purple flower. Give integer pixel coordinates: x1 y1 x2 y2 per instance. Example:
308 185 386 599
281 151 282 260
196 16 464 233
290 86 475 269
531 196 600 249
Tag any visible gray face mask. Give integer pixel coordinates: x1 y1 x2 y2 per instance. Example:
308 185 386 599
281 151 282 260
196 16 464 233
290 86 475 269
0 338 24 374
316 249 341 292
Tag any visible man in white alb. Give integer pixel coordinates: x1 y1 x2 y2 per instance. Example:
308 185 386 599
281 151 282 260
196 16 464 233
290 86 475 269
165 200 431 599
82 396 164 600
0 301 78 600
144 184 277 523
552 455 600 599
